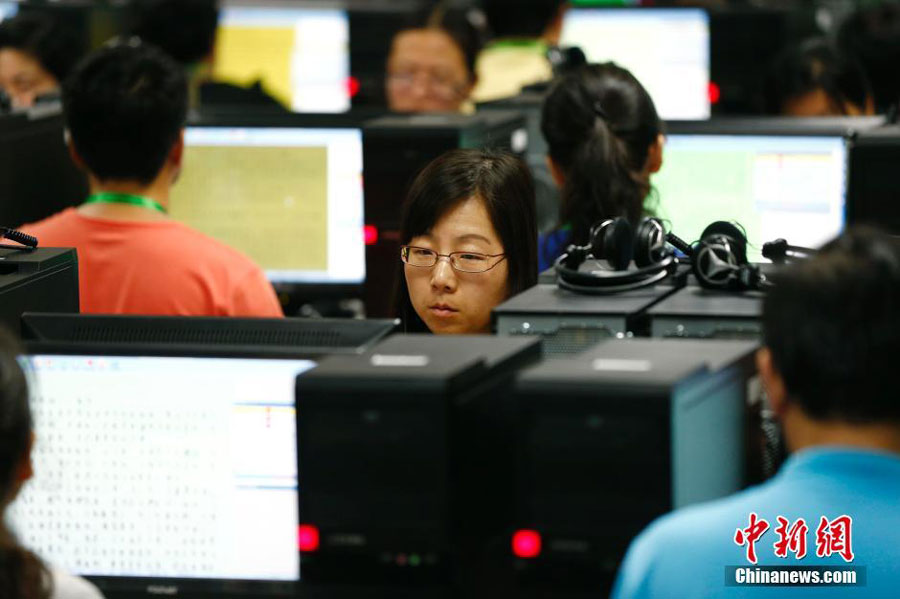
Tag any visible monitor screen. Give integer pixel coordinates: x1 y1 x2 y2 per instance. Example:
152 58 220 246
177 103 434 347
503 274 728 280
9 354 316 585
654 134 847 261
0 2 17 21
560 8 710 120
214 4 350 113
170 126 365 285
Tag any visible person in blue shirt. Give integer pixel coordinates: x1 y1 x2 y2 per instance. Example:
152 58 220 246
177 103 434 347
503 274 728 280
538 63 665 272
612 227 900 599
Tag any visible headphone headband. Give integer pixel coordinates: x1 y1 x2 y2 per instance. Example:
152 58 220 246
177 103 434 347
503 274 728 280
555 217 681 294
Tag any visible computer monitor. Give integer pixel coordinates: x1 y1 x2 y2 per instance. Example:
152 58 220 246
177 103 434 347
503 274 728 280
0 1 17 21
9 350 316 596
654 132 847 261
214 2 350 113
170 125 365 286
560 8 710 120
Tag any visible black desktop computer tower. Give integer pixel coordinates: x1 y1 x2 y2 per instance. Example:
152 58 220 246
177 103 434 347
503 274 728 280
647 286 763 339
295 334 541 594
492 283 679 354
361 111 528 318
511 338 757 596
0 248 78 335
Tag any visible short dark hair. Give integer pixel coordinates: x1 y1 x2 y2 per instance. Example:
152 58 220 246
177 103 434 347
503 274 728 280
0 13 83 83
763 227 900 423
542 62 662 249
63 41 188 185
837 3 900 112
764 38 872 115
395 149 539 332
482 0 566 39
129 0 219 65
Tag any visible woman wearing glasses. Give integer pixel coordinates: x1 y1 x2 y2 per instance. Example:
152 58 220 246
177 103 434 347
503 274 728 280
385 6 484 114
397 149 538 334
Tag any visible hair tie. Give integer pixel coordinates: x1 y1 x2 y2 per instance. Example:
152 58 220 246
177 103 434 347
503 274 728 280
593 100 608 121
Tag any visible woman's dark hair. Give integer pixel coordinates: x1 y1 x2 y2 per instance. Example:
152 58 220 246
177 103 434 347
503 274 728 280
0 13 82 83
542 62 663 248
0 329 50 599
425 4 488 81
764 38 873 115
395 148 538 332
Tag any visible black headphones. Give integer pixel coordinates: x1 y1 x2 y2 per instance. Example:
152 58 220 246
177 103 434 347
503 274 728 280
691 221 772 292
557 218 817 295
555 217 686 294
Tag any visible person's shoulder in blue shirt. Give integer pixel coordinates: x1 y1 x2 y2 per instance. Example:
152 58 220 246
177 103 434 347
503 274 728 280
538 227 571 273
612 228 900 599
612 447 900 599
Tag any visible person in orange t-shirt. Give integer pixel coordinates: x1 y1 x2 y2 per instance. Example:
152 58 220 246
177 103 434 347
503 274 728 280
20 39 282 317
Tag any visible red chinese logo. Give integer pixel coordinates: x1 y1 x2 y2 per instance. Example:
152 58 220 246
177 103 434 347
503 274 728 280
734 512 770 564
735 513 855 564
815 515 854 562
773 517 809 559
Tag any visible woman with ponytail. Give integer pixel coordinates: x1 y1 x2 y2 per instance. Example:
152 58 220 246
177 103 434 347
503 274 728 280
0 330 102 599
539 62 665 271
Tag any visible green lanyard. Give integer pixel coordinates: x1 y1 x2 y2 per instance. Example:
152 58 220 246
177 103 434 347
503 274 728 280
85 192 167 214
486 38 548 53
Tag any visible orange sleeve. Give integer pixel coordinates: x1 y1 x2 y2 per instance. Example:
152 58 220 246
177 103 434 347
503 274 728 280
230 267 284 318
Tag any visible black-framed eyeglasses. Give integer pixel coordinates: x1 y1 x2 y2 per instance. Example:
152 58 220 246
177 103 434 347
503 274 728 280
400 245 507 273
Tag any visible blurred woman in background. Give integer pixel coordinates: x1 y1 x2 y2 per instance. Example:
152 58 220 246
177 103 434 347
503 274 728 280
386 5 484 113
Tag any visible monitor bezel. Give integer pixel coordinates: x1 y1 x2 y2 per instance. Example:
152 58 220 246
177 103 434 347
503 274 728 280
20 314 399 360
664 116 886 138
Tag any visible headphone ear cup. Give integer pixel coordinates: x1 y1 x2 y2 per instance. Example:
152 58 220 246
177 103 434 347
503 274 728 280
699 221 748 265
634 217 666 268
592 217 633 271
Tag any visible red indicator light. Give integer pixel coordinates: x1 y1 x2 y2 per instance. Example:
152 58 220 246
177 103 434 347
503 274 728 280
708 82 721 105
512 529 542 559
347 76 361 98
364 225 379 245
298 524 320 552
